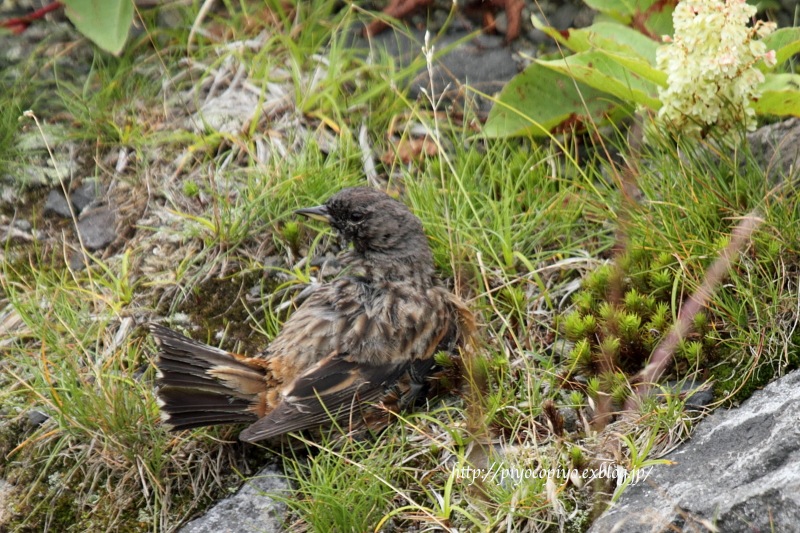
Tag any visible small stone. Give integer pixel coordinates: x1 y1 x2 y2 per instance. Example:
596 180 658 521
77 207 117 250
747 118 800 183
70 179 102 213
526 28 551 46
0 478 13 524
12 219 32 232
44 189 73 218
27 410 49 427
1 184 19 208
179 466 287 533
559 407 578 433
69 250 88 271
551 4 577 31
494 11 508 35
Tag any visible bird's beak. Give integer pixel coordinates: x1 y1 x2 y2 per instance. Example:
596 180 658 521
295 204 331 224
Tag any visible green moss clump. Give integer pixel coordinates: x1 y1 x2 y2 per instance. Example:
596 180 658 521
558 249 718 401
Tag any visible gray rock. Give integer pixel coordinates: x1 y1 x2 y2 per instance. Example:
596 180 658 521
551 4 579 30
26 410 49 427
70 179 102 213
747 118 800 183
44 189 73 218
589 370 800 533
69 250 89 271
76 207 116 250
0 184 18 208
414 32 518 107
494 11 509 35
44 180 102 219
0 478 13 526
526 28 552 46
362 28 518 114
179 467 288 533
12 219 31 232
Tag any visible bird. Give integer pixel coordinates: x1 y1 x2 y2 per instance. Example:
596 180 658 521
149 186 475 442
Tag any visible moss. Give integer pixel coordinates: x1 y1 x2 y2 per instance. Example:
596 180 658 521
177 268 268 354
559 247 717 392
711 361 769 406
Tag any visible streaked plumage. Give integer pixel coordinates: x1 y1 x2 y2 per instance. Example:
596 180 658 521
150 187 473 442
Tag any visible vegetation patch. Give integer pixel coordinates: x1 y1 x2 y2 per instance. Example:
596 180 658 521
0 0 797 531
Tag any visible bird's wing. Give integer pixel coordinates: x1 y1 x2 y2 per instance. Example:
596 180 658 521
238 352 409 442
265 277 450 370
247 279 457 441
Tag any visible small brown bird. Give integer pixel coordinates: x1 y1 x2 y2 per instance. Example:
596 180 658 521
149 187 473 442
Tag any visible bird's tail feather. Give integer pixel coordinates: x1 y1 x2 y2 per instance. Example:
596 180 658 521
148 323 266 430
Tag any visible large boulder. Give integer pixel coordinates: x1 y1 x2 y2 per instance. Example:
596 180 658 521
590 370 800 532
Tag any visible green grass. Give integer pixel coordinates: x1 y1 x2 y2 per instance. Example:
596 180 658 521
1 0 798 531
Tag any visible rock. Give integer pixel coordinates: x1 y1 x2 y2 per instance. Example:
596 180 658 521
494 11 509 35
44 189 73 218
0 216 38 244
525 28 552 46
69 250 89 271
43 180 101 219
0 184 18 208
76 207 117 250
361 28 518 114
551 4 579 30
589 370 800 533
70 179 101 213
12 219 31 232
747 118 800 183
26 410 49 427
558 406 578 433
0 478 13 526
179 466 288 533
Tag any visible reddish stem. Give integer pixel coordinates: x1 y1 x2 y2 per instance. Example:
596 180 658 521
1 1 62 35
625 210 763 410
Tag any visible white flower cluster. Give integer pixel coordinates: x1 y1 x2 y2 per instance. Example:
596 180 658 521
656 0 776 138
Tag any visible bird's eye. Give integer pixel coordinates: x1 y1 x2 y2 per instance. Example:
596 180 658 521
350 211 365 222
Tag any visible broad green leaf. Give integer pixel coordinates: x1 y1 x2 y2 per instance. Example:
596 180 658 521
484 63 628 138
752 74 800 116
63 0 133 56
583 0 675 37
761 28 800 67
602 50 667 87
531 17 660 63
537 51 662 109
584 0 657 18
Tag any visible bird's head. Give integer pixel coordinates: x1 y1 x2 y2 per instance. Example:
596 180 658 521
296 187 433 265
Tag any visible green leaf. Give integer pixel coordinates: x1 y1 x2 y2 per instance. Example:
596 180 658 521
483 63 628 138
63 0 133 56
603 50 667 86
537 51 662 109
531 17 661 63
761 28 800 67
752 74 800 117
584 0 654 18
583 0 675 37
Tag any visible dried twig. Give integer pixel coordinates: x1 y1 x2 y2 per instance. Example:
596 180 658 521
625 210 764 409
